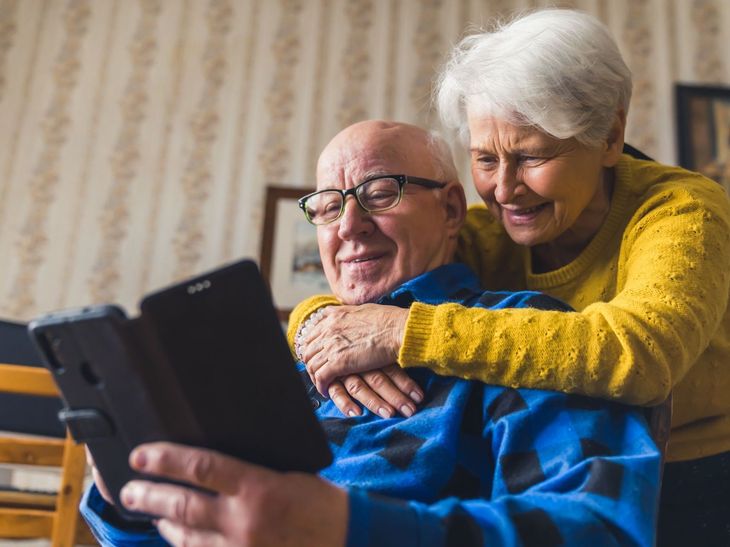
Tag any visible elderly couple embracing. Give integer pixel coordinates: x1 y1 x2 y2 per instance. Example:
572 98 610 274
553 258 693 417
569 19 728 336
82 8 730 547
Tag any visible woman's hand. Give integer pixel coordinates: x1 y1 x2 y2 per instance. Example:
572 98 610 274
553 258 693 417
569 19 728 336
297 304 410 395
327 365 423 418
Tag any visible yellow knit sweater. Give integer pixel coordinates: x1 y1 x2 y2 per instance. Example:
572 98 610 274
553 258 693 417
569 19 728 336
288 155 730 462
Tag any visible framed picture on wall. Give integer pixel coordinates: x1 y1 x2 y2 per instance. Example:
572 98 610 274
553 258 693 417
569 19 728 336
676 84 730 191
260 186 330 321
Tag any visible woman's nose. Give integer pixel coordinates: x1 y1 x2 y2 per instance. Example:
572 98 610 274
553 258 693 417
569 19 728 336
493 165 525 204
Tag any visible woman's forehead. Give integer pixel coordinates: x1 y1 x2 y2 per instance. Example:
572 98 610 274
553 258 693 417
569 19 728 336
467 116 562 149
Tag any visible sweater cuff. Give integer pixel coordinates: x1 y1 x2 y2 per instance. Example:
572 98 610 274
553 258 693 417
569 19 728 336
80 484 164 545
346 488 444 547
399 302 437 368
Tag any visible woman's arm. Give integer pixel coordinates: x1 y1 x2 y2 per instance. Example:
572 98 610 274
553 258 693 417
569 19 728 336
295 175 730 407
397 182 730 406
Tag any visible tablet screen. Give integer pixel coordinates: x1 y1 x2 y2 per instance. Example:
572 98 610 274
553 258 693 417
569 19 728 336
139 260 331 472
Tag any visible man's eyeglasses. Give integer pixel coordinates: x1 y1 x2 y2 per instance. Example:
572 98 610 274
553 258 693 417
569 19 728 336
298 174 447 226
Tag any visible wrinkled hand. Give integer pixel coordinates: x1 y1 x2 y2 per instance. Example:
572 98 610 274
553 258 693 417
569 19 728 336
298 304 409 395
327 365 423 419
120 443 348 547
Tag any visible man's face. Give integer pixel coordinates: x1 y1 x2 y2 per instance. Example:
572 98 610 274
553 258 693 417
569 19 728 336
315 123 455 305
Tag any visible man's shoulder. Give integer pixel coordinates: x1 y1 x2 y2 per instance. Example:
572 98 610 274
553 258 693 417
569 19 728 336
399 264 572 312
464 287 574 312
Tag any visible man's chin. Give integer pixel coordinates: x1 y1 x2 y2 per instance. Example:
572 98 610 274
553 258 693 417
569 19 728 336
337 282 394 306
339 293 380 306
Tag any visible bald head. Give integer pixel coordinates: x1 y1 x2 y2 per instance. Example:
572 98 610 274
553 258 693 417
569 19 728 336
316 121 459 189
314 120 467 304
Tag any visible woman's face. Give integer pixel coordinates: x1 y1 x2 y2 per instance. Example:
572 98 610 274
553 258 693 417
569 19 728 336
468 115 615 248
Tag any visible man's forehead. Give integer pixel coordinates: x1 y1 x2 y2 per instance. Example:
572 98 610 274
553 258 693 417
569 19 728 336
316 143 409 189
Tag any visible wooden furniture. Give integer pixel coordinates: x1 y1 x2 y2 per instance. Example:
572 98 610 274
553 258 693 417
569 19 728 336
0 362 95 545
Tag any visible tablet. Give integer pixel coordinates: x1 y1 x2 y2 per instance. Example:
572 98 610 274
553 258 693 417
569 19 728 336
28 259 332 520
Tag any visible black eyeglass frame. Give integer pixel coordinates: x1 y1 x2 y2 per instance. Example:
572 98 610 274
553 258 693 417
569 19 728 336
298 174 447 225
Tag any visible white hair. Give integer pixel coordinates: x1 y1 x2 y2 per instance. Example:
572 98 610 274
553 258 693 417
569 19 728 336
436 9 632 147
425 130 459 183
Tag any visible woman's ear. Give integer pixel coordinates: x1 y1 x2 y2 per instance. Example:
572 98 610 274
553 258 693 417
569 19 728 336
601 108 627 167
442 182 467 238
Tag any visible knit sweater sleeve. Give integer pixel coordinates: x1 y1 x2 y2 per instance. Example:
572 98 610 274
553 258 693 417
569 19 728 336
401 172 730 406
79 484 167 546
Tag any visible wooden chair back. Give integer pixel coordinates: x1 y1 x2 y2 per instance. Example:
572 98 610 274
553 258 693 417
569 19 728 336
0 362 94 545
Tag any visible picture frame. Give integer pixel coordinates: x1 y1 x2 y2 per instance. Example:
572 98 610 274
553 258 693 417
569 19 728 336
676 84 730 191
259 185 330 321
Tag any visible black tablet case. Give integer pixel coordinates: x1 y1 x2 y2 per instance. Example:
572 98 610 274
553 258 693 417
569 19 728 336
28 260 331 518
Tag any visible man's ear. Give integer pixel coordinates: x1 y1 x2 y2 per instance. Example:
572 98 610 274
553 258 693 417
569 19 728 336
443 183 467 238
601 108 627 168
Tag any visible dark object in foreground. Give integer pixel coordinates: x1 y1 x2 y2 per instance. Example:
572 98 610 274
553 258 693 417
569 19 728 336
29 259 332 521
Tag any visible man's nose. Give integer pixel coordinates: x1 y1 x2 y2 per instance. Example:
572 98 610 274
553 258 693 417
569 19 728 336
337 196 374 239
493 164 525 204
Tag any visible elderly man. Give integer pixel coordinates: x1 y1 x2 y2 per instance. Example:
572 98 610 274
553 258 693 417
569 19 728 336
81 121 660 546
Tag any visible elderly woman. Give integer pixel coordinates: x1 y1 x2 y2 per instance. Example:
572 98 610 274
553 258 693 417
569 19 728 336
292 9 730 546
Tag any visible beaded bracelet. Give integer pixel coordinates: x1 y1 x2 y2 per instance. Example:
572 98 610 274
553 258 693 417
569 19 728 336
294 307 329 361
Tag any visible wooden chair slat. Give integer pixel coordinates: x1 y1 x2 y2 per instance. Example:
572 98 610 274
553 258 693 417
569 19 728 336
0 508 54 537
0 489 56 510
0 364 58 397
0 437 65 466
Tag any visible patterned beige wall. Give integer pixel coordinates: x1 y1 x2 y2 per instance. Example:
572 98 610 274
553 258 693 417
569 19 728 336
0 0 728 320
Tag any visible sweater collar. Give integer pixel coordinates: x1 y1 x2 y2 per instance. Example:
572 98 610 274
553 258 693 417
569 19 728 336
377 263 480 308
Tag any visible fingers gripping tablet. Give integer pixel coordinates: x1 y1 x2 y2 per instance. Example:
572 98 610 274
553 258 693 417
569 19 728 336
28 260 332 521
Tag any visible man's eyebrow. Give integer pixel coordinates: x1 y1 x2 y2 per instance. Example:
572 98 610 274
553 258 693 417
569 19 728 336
362 170 391 179
318 170 390 190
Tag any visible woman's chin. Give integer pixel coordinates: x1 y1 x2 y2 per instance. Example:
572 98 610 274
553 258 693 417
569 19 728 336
504 229 543 248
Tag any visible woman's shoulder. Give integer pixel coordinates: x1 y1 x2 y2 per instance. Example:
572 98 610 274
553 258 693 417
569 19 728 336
620 155 729 208
459 205 511 251
618 155 730 221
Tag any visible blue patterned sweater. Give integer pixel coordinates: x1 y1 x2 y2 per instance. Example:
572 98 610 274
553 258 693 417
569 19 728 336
81 263 661 546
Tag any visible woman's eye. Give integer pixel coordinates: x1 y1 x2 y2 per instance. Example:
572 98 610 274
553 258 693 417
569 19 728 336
520 155 547 165
474 155 497 166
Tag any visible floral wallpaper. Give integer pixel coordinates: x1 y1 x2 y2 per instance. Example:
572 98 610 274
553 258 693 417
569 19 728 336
0 0 728 320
